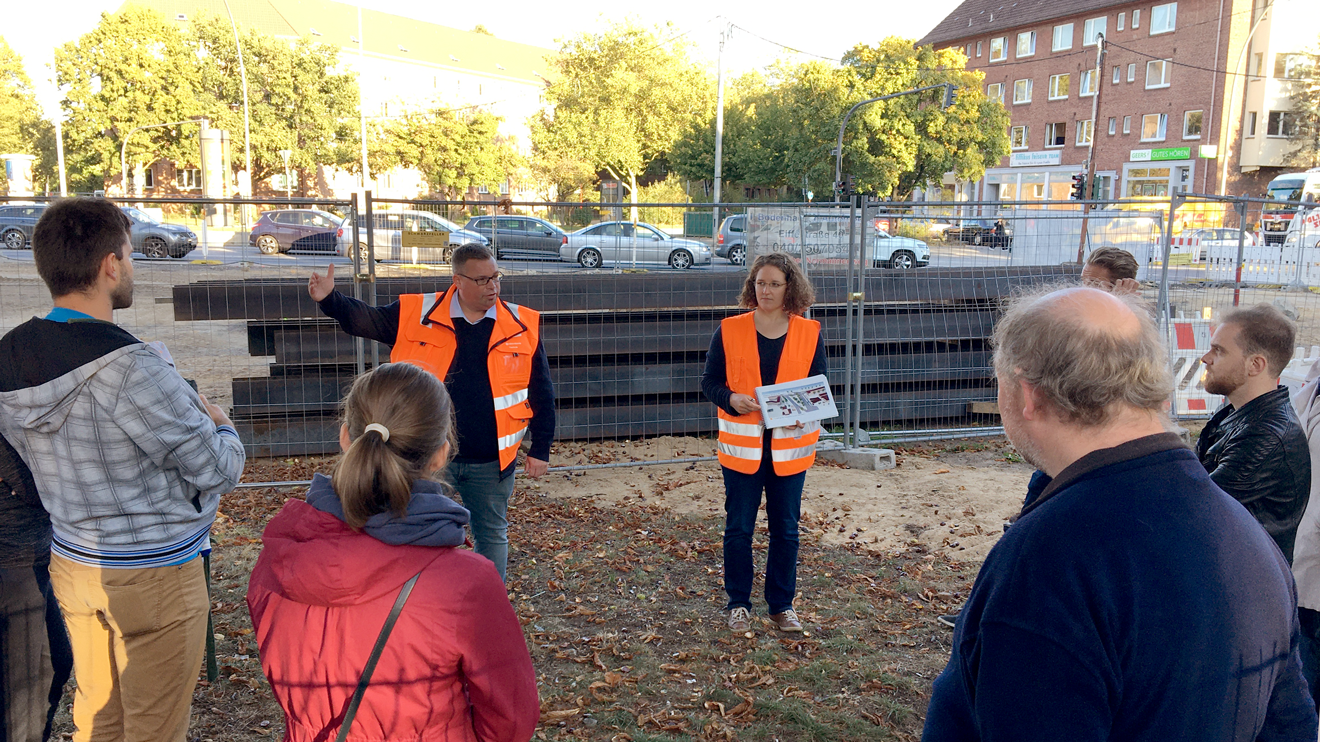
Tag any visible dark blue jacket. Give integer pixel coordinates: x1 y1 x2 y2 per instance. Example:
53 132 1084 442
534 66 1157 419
924 433 1317 742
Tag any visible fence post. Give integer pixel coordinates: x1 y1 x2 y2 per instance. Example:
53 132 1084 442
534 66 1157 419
364 191 378 367
853 199 869 445
1155 192 1182 339
798 206 810 319
350 192 365 376
842 196 858 447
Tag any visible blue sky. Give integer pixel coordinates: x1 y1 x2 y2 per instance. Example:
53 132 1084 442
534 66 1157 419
7 0 962 117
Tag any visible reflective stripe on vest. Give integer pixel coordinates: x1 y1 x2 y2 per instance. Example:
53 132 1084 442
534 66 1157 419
715 312 821 475
392 289 540 473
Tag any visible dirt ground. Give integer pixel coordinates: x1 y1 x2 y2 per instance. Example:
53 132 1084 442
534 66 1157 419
536 436 1035 564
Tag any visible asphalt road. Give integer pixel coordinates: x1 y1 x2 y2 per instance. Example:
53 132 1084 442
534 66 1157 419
0 241 1284 283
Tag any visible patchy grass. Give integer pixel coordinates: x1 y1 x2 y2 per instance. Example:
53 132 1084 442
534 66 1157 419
52 455 975 741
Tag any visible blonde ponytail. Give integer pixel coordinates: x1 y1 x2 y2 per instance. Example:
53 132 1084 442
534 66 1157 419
332 363 455 528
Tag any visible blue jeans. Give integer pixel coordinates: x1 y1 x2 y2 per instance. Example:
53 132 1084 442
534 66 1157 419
447 459 516 581
722 455 805 615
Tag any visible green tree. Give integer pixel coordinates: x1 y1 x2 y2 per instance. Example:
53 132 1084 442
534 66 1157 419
531 20 714 215
843 39 1008 198
189 12 360 193
1284 48 1320 169
55 7 203 193
373 108 522 197
0 37 50 193
669 72 769 198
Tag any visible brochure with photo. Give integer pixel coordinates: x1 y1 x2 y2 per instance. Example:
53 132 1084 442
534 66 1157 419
754 374 838 429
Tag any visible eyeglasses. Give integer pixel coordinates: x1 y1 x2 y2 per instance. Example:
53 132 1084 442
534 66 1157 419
457 272 502 287
755 281 786 290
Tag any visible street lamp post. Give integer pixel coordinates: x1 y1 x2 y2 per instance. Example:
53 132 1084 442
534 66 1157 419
833 83 956 197
278 149 292 203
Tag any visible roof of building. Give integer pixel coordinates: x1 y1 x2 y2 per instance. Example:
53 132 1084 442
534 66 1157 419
121 0 555 85
918 0 1132 47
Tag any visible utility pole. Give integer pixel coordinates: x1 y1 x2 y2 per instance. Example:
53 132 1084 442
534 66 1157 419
1077 33 1106 263
712 21 731 250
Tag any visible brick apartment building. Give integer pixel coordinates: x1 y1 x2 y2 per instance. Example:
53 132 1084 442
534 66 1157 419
919 0 1317 204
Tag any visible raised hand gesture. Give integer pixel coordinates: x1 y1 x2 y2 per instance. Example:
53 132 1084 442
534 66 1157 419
308 264 336 302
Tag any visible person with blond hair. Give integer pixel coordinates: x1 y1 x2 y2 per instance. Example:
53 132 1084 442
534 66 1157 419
923 286 1315 740
247 362 538 741
702 252 828 634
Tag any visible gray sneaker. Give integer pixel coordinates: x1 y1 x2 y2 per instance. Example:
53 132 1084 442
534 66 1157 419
728 606 752 632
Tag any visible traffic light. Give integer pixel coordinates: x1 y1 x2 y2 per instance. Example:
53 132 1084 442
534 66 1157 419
837 175 856 198
1070 173 1087 201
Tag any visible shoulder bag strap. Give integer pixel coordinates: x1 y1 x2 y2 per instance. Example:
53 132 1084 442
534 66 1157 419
334 572 422 742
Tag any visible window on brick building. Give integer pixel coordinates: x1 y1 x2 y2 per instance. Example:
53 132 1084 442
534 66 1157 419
1011 126 1029 149
1141 113 1168 141
1083 17 1107 46
1132 8 1141 28
1017 31 1036 58
1080 69 1098 96
143 168 154 189
1013 78 1033 103
1128 63 1136 82
1146 59 1172 88
1052 24 1073 51
986 82 1004 103
1183 110 1203 139
1117 12 1125 31
1109 117 1117 135
1123 115 1132 134
990 37 1006 61
1049 74 1070 99
1113 66 1121 84
1077 119 1094 146
1150 3 1177 34
1045 122 1067 147
179 169 202 189
977 41 983 57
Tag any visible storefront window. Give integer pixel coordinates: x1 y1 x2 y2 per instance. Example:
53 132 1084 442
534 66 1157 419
1126 166 1172 197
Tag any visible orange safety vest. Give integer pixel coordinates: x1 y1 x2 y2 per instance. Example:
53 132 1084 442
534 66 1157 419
716 312 822 476
391 288 540 473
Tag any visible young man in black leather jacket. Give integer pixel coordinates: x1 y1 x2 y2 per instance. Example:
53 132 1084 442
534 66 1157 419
1196 304 1310 563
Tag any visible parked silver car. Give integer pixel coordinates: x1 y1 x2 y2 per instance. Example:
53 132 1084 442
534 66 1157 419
561 221 712 269
336 209 488 263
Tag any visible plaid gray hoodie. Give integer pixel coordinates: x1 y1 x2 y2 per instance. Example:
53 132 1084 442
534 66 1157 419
0 316 245 569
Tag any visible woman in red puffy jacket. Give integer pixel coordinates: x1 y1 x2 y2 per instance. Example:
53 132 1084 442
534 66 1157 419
247 362 538 741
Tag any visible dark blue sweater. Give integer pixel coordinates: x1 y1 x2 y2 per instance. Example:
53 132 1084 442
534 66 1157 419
317 290 555 468
923 434 1318 741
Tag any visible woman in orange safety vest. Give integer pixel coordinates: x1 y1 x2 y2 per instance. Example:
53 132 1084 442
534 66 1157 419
701 252 827 635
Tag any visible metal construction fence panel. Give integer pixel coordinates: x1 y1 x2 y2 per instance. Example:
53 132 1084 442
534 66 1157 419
3 192 1320 476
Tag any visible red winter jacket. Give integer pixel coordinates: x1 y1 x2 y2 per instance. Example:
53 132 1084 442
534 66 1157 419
246 499 538 742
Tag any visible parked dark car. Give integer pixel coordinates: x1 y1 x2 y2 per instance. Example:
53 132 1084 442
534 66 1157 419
120 206 197 259
0 203 46 249
463 215 566 260
716 214 747 265
943 218 1012 248
250 209 341 254
942 219 995 244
